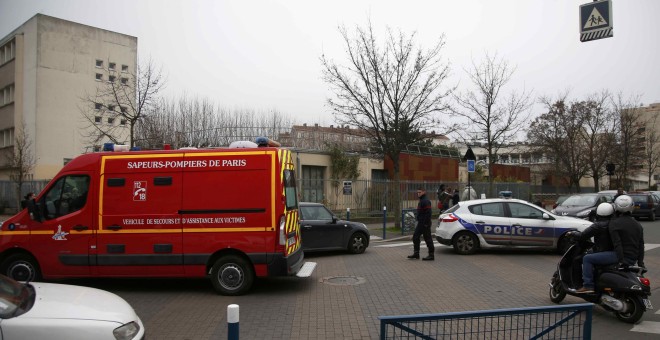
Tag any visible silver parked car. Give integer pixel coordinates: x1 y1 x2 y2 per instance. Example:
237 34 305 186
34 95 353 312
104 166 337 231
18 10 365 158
0 274 144 340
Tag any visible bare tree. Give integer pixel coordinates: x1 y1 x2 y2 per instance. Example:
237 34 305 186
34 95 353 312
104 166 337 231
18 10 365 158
327 143 361 210
611 93 646 190
321 21 453 226
5 121 35 209
80 58 165 149
134 95 295 149
576 91 617 191
528 95 590 192
452 52 533 197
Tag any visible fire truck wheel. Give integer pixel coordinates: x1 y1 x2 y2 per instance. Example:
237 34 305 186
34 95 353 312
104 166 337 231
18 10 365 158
210 255 254 296
0 254 42 282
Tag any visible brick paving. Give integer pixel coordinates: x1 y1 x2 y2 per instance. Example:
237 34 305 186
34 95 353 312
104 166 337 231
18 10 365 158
84 233 595 339
4 217 657 339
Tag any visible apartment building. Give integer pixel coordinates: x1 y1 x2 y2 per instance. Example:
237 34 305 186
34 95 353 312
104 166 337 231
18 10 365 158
631 102 660 188
0 14 136 180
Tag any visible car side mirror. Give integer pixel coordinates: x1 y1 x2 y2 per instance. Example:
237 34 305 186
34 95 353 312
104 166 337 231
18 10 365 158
542 213 553 220
332 216 338 224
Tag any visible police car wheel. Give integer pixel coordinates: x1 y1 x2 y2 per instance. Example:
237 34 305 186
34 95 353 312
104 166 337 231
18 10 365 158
452 232 478 255
210 255 254 296
348 232 367 254
0 253 41 282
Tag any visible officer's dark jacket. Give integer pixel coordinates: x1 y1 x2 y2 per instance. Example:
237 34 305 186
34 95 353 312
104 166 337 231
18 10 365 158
416 193 432 226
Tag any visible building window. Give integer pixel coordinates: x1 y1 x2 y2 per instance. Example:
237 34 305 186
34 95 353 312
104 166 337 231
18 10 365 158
109 62 116 71
108 75 116 83
95 59 103 68
0 128 14 148
1 39 16 64
1 84 14 106
108 117 115 124
120 119 127 126
94 116 102 124
122 64 128 72
108 105 115 112
96 73 103 81
120 106 127 113
120 77 128 85
94 103 102 110
93 145 101 152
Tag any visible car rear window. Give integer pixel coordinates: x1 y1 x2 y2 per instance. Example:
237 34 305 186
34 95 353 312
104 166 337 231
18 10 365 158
469 203 505 217
630 195 648 203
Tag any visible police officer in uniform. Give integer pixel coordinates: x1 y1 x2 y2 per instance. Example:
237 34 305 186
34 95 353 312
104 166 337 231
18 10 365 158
408 188 435 261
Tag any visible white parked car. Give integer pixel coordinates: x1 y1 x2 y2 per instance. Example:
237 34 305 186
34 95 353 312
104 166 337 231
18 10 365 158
0 275 144 340
436 198 593 255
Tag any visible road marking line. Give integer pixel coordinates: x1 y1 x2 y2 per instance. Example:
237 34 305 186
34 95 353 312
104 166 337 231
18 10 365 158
645 244 660 251
631 321 660 334
374 242 413 248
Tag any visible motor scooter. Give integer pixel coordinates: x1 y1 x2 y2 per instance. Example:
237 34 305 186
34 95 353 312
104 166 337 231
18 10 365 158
548 231 652 323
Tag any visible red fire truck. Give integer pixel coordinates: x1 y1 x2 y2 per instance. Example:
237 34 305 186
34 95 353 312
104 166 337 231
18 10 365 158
0 139 315 295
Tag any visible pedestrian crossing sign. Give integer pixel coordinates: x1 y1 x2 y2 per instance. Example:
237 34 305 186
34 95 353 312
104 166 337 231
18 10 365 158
580 0 613 42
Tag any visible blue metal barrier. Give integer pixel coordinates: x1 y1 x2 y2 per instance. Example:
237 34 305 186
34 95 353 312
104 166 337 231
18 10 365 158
379 303 593 339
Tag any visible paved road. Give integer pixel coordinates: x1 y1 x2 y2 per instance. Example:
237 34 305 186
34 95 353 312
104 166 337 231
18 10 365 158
65 229 660 340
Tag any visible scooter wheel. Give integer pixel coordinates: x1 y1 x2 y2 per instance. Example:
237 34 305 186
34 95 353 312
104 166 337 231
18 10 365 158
549 275 566 303
616 295 645 324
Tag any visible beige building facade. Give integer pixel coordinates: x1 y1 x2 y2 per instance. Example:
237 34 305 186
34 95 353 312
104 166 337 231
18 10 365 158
0 14 136 180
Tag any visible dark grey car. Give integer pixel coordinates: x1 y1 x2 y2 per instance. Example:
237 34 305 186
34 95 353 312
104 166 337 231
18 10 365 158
629 192 660 221
551 193 613 221
299 202 369 254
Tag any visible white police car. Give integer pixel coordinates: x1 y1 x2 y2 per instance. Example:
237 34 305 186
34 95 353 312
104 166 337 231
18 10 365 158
436 198 593 255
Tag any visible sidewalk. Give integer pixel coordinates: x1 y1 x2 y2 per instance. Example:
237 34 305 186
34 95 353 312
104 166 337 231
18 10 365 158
366 222 414 242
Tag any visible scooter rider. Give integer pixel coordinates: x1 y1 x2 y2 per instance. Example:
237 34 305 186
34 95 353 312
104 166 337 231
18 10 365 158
609 195 645 269
575 202 617 293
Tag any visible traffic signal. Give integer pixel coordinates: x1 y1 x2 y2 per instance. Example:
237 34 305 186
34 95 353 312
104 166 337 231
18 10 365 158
606 163 615 176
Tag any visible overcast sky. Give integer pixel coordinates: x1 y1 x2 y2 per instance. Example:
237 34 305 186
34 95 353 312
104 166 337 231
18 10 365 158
1 0 659 127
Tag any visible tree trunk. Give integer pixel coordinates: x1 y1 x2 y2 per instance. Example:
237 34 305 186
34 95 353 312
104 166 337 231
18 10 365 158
392 156 402 228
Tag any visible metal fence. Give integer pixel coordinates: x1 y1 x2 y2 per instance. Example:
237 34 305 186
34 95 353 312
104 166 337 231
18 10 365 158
379 303 593 340
0 180 50 213
299 179 587 217
0 178 594 216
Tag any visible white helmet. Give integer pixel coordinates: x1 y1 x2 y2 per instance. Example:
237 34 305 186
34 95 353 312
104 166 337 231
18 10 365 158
614 195 634 214
596 202 614 217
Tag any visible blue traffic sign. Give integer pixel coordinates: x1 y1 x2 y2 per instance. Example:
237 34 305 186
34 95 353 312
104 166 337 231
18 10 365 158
467 160 475 173
580 0 613 42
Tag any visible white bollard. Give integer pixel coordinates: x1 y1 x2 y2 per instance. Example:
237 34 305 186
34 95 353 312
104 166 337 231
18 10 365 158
228 304 239 340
